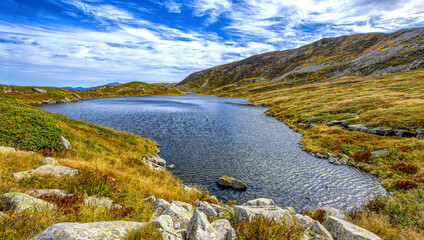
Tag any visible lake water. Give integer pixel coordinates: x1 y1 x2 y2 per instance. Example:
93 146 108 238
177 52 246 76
39 95 385 209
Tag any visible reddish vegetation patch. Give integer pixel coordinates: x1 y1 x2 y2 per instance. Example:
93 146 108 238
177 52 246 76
352 150 372 163
112 206 134 218
40 195 80 215
413 176 424 183
301 209 327 224
399 145 424 152
391 162 419 175
393 180 418 190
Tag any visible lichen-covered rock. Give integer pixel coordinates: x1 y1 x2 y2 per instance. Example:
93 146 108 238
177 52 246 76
309 221 333 240
25 189 71 198
194 201 218 219
60 135 72 151
143 195 156 204
84 196 121 210
320 206 347 220
244 198 275 207
294 214 314 230
0 192 56 214
0 146 15 153
174 201 193 212
211 219 236 240
13 170 33 181
33 165 79 178
161 202 192 230
40 157 58 165
31 221 146 240
211 204 233 218
216 176 247 190
234 200 292 224
324 216 382 240
32 88 47 94
151 199 171 219
187 210 217 240
151 215 183 240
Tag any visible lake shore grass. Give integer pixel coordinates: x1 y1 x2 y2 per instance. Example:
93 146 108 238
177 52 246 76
202 68 424 239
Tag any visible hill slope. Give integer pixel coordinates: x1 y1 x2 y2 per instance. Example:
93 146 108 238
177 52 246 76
177 27 424 89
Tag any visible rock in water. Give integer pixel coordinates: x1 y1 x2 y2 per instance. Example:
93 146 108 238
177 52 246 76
216 176 247 190
60 135 72 151
31 221 146 240
324 216 382 240
0 192 56 214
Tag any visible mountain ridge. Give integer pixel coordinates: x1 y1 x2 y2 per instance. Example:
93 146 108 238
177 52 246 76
177 27 424 89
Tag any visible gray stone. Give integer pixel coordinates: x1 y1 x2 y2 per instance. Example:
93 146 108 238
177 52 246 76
25 189 72 198
310 221 333 240
216 177 247 190
13 170 33 181
161 202 192 230
244 198 275 207
143 195 156 204
347 124 368 132
371 149 388 157
194 201 218 219
32 88 47 94
33 164 78 178
71 93 82 99
174 201 193 212
151 199 171 219
84 196 121 210
324 216 382 240
416 129 424 138
0 192 56 214
60 135 72 151
373 127 392 136
234 203 292 224
294 214 314 230
31 221 146 240
320 206 347 220
211 219 236 240
40 157 58 165
338 153 350 160
0 146 16 153
187 210 217 240
211 204 233 218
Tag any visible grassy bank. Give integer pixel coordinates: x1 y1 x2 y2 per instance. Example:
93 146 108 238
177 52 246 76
0 89 208 239
204 69 424 239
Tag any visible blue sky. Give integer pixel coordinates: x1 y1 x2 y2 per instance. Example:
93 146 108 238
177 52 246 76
1 0 423 87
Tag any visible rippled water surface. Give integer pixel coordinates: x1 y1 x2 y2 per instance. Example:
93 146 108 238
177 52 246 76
39 95 385 209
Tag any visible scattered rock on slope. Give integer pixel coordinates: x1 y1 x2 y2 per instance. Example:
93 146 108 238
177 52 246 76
324 216 382 240
0 192 56 214
60 135 72 151
32 88 47 94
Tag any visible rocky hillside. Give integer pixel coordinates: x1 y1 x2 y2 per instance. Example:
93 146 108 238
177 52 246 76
177 27 424 89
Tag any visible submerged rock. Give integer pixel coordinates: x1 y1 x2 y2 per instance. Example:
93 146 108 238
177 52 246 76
216 176 247 190
31 221 146 240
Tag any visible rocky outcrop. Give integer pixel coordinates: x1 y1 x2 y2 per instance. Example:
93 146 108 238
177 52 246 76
324 216 382 240
216 176 247 190
72 93 82 99
186 210 218 240
31 221 146 240
60 135 72 151
161 202 192 230
0 192 56 214
211 219 236 240
32 88 47 94
233 198 292 224
144 153 168 171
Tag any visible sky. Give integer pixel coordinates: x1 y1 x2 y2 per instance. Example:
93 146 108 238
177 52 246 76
0 0 423 87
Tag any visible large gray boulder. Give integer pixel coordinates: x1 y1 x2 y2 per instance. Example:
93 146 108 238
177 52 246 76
194 201 218 219
151 215 183 240
320 206 347 220
211 219 236 240
186 210 217 240
31 221 146 240
233 198 292 224
309 221 333 240
0 192 56 214
324 216 382 240
33 165 78 178
216 176 247 190
151 199 171 219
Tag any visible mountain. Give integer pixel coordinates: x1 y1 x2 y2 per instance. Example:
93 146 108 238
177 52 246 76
63 86 91 90
177 27 424 90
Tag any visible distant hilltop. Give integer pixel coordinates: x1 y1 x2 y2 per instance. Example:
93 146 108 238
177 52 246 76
178 27 424 90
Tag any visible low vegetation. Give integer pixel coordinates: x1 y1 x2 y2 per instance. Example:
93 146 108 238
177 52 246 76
203 68 424 239
235 215 301 240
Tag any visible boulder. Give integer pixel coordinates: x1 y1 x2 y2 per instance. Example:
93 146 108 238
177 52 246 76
0 192 56 214
324 216 382 240
143 195 156 205
161 202 192 229
294 214 314 230
40 157 58 165
309 221 333 240
151 215 183 240
0 146 15 153
393 129 416 138
216 176 247 190
233 200 292 224
186 210 217 240
31 221 146 240
147 153 167 166
32 88 47 94
416 129 424 138
13 170 33 181
320 206 347 220
72 93 82 99
194 201 217 219
211 219 236 240
33 164 79 178
347 124 368 132
174 201 193 212
211 204 233 218
60 135 72 151
84 196 121 210
151 199 171 219
25 189 72 198
371 149 387 157
373 127 392 136
244 198 275 207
